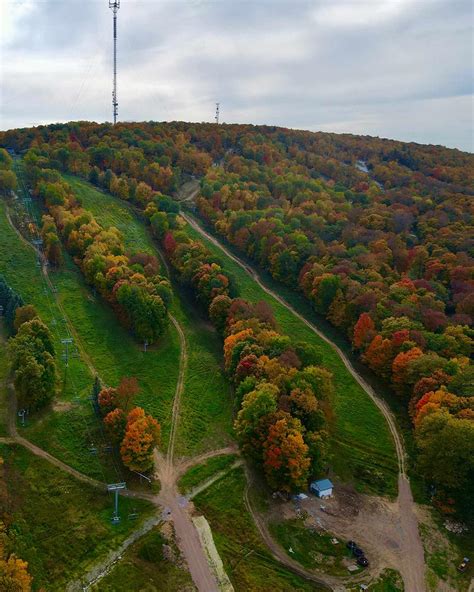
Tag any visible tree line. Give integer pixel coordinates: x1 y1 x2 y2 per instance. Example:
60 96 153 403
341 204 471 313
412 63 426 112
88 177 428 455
0 275 57 412
22 151 172 344
0 148 17 196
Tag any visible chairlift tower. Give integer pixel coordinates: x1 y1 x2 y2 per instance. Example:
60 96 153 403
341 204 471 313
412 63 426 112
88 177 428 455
109 1 120 124
107 482 126 522
61 337 73 366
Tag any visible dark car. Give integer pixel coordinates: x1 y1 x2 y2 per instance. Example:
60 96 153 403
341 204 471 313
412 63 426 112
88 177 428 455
357 556 369 568
353 547 364 558
346 541 357 551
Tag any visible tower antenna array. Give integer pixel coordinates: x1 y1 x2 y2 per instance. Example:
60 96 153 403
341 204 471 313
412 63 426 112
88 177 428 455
215 102 220 125
109 1 120 124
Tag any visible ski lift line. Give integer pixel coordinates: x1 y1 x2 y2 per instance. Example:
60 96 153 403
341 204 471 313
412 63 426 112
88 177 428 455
13 163 122 485
88 396 125 483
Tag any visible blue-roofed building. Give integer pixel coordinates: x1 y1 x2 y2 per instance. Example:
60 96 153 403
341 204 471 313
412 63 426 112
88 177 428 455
310 478 333 498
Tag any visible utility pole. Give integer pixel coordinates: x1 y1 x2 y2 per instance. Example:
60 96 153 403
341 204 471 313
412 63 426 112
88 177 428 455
107 482 127 522
61 337 73 366
215 102 220 125
109 1 120 124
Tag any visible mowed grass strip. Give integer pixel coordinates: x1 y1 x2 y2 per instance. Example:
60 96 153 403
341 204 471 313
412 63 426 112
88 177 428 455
49 254 180 446
193 466 325 591
171 296 233 457
65 177 234 457
0 443 153 592
177 454 238 493
0 321 9 436
184 219 398 495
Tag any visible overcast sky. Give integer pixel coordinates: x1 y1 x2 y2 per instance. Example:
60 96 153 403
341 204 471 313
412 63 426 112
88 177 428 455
0 0 472 151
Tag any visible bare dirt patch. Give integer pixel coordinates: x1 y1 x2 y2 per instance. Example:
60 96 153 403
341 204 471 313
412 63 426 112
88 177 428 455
53 400 75 413
266 483 405 582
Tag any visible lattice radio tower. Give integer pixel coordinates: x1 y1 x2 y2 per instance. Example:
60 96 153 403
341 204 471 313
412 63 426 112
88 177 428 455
215 102 220 125
109 1 120 124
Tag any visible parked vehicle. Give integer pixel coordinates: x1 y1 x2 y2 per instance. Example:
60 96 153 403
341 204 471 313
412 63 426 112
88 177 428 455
346 541 357 551
457 557 470 573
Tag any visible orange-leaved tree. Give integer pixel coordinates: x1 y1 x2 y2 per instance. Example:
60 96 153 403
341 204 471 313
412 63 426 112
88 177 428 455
120 407 160 473
263 413 310 492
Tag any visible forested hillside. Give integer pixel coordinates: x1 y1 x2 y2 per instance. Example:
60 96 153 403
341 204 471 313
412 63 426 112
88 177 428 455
1 121 473 517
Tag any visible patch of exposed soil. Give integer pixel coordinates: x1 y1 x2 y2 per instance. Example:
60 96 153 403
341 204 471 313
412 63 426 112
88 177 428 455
53 400 74 413
266 483 404 582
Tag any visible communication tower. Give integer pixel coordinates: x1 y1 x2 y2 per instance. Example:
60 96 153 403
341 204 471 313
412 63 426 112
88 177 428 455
109 1 120 124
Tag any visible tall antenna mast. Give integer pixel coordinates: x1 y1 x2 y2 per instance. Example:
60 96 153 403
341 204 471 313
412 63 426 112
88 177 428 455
215 102 220 125
109 1 120 124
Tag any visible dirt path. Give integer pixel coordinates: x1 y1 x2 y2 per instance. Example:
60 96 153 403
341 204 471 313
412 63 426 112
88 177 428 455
243 470 333 591
152 306 221 591
166 314 187 466
182 209 426 591
154 448 220 592
6 384 106 491
176 445 239 477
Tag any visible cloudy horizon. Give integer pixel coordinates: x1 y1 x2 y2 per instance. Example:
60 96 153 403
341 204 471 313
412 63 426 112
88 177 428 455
1 0 472 151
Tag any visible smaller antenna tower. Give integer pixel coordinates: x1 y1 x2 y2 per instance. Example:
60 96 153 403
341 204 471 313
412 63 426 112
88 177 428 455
109 1 121 124
215 102 220 125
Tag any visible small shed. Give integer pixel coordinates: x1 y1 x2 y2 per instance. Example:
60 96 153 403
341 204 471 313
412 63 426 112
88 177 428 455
310 478 333 498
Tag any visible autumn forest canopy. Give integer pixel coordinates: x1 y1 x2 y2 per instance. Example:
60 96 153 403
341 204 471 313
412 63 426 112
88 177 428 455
1 120 473 517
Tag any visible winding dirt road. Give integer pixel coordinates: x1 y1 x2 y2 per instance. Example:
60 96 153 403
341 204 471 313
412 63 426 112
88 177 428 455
182 209 426 592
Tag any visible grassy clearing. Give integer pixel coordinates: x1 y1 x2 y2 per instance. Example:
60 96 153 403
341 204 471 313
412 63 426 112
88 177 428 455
184 217 398 496
419 517 472 592
66 177 234 457
0 321 9 436
177 454 238 493
92 526 194 592
0 443 153 592
346 569 404 591
269 518 362 577
193 466 325 591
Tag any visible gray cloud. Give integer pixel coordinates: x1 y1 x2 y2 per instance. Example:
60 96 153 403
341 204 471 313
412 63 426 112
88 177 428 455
0 0 472 151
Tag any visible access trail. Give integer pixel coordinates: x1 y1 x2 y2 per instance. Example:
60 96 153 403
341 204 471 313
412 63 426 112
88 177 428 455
181 205 426 592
